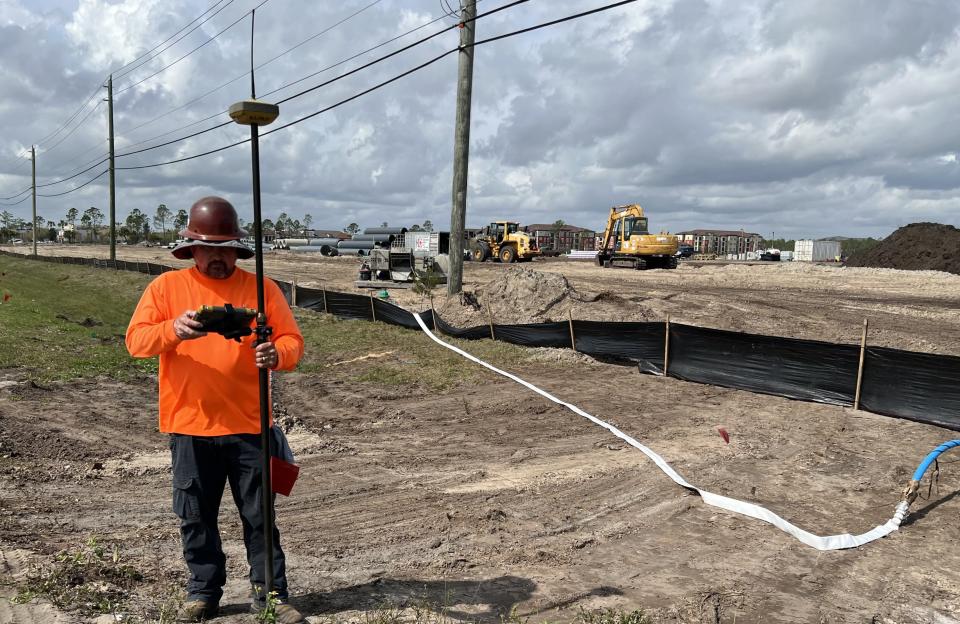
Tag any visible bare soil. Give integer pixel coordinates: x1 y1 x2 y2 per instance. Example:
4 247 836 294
12 244 960 354
2 245 960 623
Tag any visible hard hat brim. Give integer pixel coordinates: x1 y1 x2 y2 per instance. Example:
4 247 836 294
171 238 255 260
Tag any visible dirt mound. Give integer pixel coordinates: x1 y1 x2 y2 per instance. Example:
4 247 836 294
846 223 960 274
438 267 581 326
437 266 659 326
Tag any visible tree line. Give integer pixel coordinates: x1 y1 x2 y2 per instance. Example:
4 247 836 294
1 205 436 245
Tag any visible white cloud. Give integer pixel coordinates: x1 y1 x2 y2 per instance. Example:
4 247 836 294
0 0 958 239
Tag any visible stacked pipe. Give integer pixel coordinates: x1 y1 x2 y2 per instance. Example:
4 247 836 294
286 238 342 256
280 226 409 257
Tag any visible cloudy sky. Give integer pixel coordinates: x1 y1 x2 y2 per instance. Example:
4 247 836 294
1 0 959 239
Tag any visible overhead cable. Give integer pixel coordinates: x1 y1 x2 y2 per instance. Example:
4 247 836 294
37 169 109 197
20 0 234 174
114 0 454 147
115 0 272 96
275 0 523 105
36 158 110 189
119 0 636 170
38 100 104 157
33 82 105 148
111 0 236 80
0 194 31 207
0 185 32 201
114 0 489 158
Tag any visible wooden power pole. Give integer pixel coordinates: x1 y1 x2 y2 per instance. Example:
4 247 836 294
31 146 36 256
447 0 476 295
107 75 117 261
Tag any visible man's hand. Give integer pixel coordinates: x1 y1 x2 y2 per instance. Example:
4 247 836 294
173 310 208 341
255 341 279 369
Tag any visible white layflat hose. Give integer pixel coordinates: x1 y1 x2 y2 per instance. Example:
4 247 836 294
413 313 909 551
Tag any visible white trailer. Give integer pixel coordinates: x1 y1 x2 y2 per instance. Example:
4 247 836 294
794 239 841 262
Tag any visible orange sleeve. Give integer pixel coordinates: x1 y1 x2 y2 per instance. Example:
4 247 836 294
265 278 304 371
125 278 181 358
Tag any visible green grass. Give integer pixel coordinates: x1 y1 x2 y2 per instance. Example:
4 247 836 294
0 254 548 389
0 255 156 381
296 311 536 391
13 536 145 617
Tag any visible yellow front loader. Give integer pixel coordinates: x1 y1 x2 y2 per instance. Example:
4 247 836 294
596 204 678 269
469 221 541 263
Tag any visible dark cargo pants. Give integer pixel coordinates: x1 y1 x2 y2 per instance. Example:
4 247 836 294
170 433 288 603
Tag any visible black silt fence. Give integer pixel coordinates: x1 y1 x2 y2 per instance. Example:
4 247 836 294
572 320 665 374
859 347 960 430
667 324 860 406
2 249 958 431
435 314 497 340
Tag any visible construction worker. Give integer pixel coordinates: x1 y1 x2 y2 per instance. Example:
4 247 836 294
125 197 306 623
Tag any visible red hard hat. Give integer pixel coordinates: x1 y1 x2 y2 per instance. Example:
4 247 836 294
179 196 247 241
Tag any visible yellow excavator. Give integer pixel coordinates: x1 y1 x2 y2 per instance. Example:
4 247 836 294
596 204 678 269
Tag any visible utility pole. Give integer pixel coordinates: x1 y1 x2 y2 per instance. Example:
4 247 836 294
107 75 116 261
31 146 36 256
447 0 476 295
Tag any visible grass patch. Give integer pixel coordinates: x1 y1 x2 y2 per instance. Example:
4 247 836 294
1 254 561 390
576 607 651 624
0 255 156 381
296 311 537 391
13 536 145 617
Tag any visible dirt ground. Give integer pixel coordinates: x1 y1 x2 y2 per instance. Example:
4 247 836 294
2 245 960 623
12 244 960 355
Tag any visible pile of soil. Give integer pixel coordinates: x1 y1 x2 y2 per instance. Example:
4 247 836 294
437 266 658 326
438 267 581 326
846 223 960 274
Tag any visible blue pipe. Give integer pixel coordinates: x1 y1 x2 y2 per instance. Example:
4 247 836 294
912 440 960 482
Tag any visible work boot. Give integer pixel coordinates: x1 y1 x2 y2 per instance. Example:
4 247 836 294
176 598 219 622
250 598 306 624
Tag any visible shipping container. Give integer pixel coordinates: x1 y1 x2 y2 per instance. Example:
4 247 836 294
794 239 841 262
780 251 794 261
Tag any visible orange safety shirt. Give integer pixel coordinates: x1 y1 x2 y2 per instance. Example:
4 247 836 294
126 266 304 436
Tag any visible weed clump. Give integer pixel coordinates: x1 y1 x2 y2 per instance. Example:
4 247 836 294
576 607 652 624
13 536 144 616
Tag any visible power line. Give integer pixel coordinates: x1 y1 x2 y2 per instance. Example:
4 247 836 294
114 2 478 159
0 184 32 201
273 0 526 105
0 150 31 171
40 140 110 179
38 100 104 157
0 193 32 207
1 153 33 177
33 82 105 149
36 158 110 189
261 5 469 101
12 1 235 179
112 0 511 169
119 0 638 171
114 0 272 96
1 154 109 199
111 0 236 80
113 4 461 155
117 120 233 159
114 0 387 140
37 169 109 198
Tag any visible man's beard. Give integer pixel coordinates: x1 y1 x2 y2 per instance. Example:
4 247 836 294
204 261 231 278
